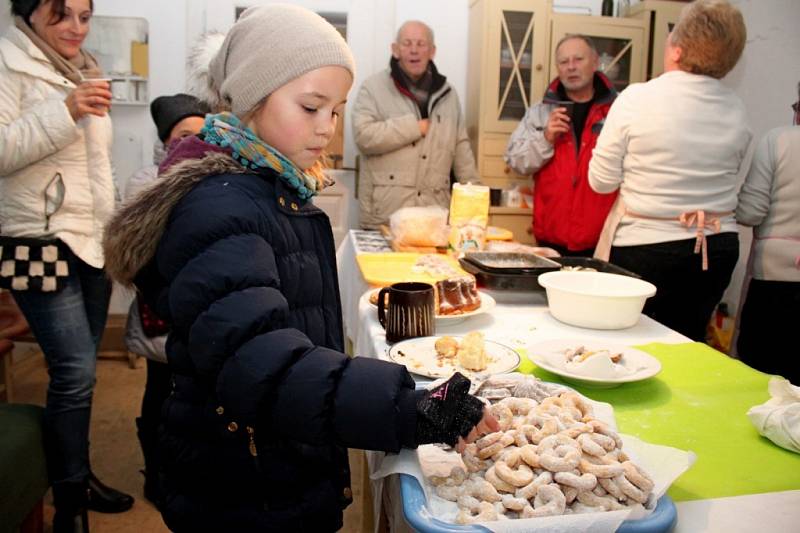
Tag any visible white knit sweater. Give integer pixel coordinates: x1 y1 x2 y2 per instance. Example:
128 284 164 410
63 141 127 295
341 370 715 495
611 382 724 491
589 70 751 247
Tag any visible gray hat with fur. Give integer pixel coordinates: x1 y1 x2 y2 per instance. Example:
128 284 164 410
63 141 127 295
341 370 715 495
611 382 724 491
208 4 355 116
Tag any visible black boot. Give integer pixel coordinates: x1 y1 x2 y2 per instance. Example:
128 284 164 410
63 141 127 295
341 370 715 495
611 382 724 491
52 481 90 533
86 471 134 513
136 416 164 508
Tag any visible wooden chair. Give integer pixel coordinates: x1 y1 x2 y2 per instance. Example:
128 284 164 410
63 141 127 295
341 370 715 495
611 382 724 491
0 291 31 403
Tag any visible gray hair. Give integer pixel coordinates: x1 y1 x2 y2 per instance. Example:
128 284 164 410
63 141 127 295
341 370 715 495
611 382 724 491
396 20 435 47
555 34 598 57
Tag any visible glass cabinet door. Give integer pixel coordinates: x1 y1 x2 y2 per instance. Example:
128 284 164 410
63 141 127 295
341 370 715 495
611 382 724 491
549 15 647 94
623 1 685 78
594 36 638 93
485 0 549 133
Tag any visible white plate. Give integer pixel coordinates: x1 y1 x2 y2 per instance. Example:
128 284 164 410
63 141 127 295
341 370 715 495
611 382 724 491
388 336 520 380
527 339 662 388
435 291 496 325
368 290 496 325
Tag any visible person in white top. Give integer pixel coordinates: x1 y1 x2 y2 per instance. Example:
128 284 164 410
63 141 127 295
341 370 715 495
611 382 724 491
588 0 751 341
0 0 133 529
735 83 800 384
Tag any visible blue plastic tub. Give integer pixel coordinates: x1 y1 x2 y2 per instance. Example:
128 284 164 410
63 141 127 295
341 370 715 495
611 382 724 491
399 473 677 533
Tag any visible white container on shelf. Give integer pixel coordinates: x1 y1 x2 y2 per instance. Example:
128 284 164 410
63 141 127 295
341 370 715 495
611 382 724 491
538 271 656 329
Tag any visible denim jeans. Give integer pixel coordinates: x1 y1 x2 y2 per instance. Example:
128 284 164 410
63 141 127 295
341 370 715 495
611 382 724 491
12 247 111 486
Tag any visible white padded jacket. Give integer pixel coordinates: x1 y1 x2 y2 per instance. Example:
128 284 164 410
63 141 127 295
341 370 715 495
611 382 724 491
0 26 114 268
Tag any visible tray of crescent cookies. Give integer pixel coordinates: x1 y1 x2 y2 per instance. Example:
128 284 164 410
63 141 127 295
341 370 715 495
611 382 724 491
397 373 682 532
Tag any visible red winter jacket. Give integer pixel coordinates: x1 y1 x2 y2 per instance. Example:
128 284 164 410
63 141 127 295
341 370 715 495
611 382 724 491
506 74 618 251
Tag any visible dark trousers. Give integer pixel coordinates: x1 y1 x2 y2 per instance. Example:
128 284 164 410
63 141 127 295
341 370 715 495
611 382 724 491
137 358 171 504
737 279 800 384
139 358 171 447
610 233 739 342
12 249 111 488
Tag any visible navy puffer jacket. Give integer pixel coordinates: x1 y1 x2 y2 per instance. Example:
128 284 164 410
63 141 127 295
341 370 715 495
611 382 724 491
103 143 422 532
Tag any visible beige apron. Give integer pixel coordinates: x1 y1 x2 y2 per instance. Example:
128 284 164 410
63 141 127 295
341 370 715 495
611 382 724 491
593 196 731 271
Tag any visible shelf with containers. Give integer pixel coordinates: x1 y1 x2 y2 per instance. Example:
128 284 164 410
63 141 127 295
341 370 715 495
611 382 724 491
83 16 149 106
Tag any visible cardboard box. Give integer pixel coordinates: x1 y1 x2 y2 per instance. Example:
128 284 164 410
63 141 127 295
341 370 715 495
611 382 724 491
131 41 148 78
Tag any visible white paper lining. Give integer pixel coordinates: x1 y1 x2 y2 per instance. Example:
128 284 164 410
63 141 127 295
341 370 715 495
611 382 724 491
372 395 695 533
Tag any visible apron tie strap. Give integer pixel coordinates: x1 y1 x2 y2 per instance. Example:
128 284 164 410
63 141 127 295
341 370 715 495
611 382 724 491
678 210 722 271
594 199 730 271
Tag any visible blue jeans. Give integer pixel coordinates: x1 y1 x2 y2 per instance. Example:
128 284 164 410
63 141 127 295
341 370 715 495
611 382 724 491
12 247 111 486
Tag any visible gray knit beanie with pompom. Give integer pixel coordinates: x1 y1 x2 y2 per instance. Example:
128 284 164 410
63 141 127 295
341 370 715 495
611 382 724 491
208 4 355 117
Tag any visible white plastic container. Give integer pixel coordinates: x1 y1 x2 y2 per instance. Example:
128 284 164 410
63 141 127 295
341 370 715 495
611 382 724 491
538 271 657 330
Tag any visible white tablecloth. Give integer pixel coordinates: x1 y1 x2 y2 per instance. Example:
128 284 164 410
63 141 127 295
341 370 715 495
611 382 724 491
334 230 800 533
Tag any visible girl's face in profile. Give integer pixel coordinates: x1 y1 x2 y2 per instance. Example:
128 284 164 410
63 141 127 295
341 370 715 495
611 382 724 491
248 66 352 170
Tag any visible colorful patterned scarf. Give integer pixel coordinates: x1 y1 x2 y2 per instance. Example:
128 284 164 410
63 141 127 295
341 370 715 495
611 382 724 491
200 113 325 200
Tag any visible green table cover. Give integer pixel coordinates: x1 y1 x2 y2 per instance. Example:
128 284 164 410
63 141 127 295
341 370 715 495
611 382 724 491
519 342 800 502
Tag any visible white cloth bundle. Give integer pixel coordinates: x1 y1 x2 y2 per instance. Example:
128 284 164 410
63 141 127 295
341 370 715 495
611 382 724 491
747 377 800 454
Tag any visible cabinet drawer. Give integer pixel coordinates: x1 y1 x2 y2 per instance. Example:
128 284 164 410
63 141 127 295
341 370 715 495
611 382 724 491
481 155 529 180
483 135 511 156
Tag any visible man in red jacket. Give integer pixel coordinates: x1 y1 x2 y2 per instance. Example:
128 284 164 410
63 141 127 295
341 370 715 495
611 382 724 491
504 35 618 256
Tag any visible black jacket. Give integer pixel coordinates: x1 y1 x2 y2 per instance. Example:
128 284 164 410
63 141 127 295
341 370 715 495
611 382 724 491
103 140 422 531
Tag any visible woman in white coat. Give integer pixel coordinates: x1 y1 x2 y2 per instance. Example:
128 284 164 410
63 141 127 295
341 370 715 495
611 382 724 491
0 0 132 530
588 0 751 341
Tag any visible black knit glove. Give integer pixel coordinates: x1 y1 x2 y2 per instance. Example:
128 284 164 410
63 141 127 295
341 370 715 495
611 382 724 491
416 372 486 447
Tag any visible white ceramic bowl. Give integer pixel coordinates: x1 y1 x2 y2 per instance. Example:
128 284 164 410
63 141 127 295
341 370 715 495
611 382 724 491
538 271 657 330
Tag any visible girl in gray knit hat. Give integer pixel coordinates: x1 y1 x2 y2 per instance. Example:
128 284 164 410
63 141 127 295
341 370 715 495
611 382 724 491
103 4 497 531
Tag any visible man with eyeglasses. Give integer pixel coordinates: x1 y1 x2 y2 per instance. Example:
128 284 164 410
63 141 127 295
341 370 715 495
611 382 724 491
353 20 479 230
735 81 800 384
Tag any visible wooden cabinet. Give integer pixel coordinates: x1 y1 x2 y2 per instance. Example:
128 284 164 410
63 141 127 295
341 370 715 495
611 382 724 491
489 207 535 244
622 0 686 79
466 0 552 190
467 2 647 243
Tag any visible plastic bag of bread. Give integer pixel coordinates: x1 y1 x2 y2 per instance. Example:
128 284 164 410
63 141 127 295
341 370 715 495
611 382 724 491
448 183 490 255
390 206 449 247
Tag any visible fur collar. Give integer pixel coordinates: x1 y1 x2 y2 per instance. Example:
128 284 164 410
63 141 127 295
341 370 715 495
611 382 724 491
103 152 246 286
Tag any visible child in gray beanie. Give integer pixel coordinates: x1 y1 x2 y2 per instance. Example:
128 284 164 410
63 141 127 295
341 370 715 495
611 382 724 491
103 5 496 532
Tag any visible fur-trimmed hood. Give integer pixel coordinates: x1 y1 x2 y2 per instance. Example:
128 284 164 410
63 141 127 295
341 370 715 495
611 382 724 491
103 151 246 286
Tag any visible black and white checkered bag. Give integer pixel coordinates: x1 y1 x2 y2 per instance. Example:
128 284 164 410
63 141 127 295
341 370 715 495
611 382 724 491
0 236 69 292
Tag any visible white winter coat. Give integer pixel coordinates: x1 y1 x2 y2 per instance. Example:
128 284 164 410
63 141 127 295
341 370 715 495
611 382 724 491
0 26 114 268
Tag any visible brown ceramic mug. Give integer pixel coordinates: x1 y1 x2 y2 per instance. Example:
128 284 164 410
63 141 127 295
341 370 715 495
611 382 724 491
377 282 435 343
